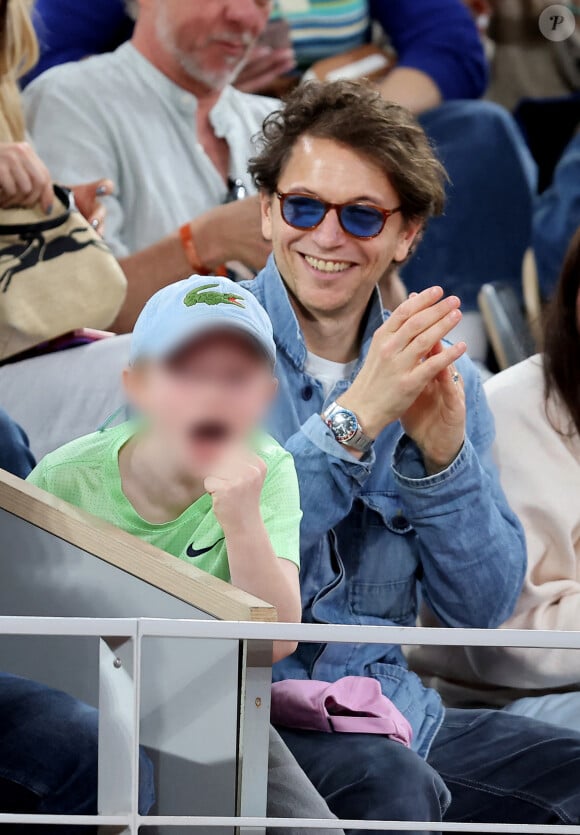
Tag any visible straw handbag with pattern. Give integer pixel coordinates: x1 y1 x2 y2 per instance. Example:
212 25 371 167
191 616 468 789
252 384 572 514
0 185 126 361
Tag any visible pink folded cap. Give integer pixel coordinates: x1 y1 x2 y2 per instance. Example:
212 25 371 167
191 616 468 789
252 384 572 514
271 676 413 747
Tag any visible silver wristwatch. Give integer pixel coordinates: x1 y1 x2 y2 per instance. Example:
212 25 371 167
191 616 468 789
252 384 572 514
322 402 374 454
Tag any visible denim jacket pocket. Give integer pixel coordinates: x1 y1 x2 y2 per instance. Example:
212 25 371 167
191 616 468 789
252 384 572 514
346 494 419 623
349 578 416 622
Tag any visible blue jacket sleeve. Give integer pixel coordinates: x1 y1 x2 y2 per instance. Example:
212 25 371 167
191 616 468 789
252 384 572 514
25 0 133 86
369 0 488 100
391 357 527 629
533 132 580 297
284 414 376 552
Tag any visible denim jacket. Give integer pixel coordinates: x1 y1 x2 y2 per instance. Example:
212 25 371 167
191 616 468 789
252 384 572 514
244 257 527 758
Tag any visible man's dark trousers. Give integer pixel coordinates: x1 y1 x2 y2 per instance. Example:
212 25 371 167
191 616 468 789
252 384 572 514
279 708 580 834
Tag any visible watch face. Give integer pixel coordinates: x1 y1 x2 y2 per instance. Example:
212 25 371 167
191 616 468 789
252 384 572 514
330 409 358 443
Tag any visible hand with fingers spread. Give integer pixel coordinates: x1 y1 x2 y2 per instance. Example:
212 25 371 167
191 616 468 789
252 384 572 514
336 286 467 462
0 142 54 214
204 445 268 534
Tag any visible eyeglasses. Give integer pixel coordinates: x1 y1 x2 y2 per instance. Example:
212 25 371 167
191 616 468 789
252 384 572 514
276 191 402 240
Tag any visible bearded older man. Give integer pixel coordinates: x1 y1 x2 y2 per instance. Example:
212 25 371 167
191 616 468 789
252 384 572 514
24 0 275 332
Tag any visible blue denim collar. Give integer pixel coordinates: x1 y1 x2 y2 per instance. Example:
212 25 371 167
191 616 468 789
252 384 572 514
255 255 387 372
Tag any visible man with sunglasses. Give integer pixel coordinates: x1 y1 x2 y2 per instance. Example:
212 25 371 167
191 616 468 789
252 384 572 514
243 79 580 831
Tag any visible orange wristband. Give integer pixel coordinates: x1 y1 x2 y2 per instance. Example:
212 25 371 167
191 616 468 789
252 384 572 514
179 223 209 274
179 223 228 277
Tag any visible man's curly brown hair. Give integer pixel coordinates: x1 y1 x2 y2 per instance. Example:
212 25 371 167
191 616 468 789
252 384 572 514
249 79 447 225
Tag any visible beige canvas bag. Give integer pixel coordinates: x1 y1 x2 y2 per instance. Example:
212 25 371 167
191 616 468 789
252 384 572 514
0 185 127 361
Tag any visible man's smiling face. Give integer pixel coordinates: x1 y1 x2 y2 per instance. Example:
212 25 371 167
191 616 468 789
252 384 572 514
260 135 421 319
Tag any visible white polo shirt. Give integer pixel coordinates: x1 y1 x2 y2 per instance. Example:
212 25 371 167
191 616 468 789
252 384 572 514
24 43 278 257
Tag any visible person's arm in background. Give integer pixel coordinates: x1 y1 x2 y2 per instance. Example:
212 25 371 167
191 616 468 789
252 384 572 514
370 0 488 113
456 364 580 688
465 523 580 688
24 77 271 333
533 133 580 298
23 0 134 87
0 140 114 231
108 198 270 333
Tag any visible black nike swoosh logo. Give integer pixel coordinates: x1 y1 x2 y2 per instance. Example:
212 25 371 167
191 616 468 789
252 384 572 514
186 537 225 559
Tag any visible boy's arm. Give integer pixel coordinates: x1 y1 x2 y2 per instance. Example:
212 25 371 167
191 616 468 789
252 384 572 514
204 447 302 663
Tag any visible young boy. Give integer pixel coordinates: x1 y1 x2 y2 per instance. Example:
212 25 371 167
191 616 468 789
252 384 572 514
27 275 302 662
26 275 345 831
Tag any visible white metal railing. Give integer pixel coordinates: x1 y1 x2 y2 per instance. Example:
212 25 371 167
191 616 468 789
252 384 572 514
2 616 580 833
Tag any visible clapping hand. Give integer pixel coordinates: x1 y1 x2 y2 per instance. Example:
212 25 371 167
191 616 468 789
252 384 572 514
400 339 466 474
337 286 468 468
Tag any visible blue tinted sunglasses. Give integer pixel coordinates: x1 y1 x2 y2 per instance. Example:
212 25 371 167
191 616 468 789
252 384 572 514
276 191 402 240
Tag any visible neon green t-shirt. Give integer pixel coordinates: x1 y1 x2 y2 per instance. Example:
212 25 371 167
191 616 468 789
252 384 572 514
27 421 302 582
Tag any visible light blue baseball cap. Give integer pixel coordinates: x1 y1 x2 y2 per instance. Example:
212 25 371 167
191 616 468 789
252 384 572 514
130 275 276 366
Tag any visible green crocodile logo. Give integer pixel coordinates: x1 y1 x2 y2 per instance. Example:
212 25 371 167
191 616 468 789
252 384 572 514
183 283 245 309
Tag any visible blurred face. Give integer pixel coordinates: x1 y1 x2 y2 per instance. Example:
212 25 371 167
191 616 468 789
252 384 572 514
151 0 270 88
124 331 277 477
260 136 421 321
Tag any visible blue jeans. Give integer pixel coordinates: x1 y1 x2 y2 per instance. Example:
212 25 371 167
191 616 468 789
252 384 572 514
0 673 155 833
279 708 580 835
0 409 36 478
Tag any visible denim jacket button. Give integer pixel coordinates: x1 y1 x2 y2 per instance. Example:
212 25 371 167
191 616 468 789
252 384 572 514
391 515 409 531
302 385 313 401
